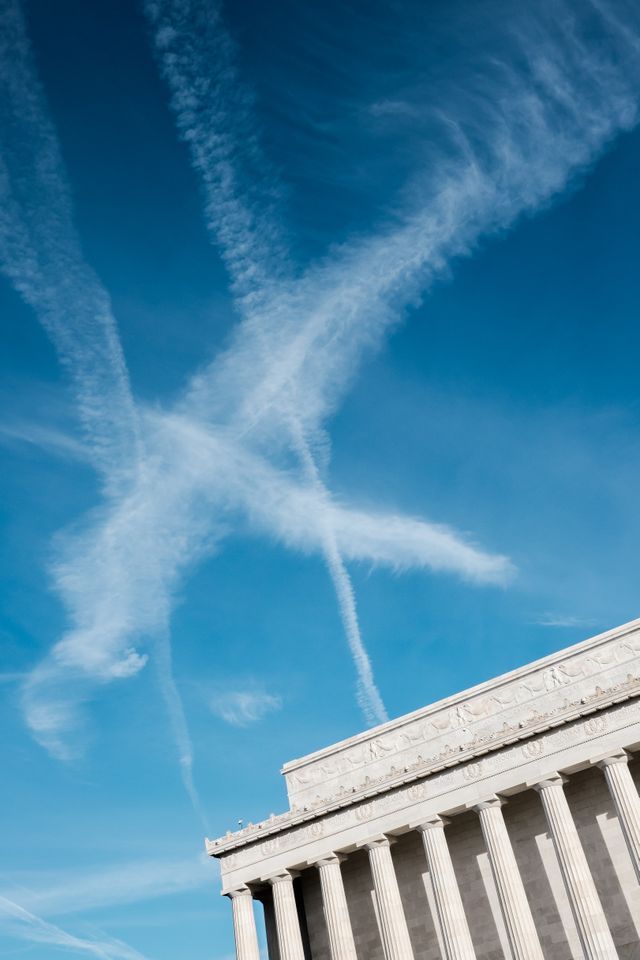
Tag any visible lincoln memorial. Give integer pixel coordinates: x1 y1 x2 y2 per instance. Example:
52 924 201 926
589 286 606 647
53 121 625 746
207 618 640 959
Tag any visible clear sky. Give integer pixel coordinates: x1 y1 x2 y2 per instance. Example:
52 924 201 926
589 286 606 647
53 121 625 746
1 0 640 957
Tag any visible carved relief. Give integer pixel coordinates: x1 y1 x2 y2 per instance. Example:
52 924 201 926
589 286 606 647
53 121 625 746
212 627 640 861
283 630 640 807
212 697 640 879
463 761 482 780
407 783 425 802
584 715 607 736
522 739 544 759
355 803 374 822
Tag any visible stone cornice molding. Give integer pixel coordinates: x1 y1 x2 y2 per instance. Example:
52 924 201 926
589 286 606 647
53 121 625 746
215 698 640 891
282 619 640 808
207 650 640 857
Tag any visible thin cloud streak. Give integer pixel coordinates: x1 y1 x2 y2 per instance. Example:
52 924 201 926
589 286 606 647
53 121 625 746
145 0 290 301
0 857 210 918
210 690 282 727
0 895 153 960
0 0 204 822
534 614 599 628
0 419 90 462
0 0 140 489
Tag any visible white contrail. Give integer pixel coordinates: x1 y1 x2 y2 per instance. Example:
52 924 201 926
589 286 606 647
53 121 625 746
0 0 205 822
0 0 140 489
0 894 153 960
145 0 391 723
153 628 211 831
290 421 388 724
144 0 290 300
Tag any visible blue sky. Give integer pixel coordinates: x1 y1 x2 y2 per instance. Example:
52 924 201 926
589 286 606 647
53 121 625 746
2 0 640 957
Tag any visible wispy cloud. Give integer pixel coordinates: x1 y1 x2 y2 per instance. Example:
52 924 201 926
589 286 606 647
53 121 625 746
0 857 210 918
368 99 417 119
0 0 140 488
534 614 599 628
0 0 205 825
0 419 89 462
0 894 153 960
4 0 640 765
210 690 282 727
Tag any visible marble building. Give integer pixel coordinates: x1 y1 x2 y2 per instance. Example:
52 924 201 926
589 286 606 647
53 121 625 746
207 618 640 959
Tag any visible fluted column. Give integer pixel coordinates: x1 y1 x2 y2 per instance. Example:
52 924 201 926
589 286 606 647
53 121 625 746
596 751 640 883
473 797 544 960
269 872 306 960
363 836 415 960
533 774 619 960
415 818 476 960
228 887 261 960
313 854 358 960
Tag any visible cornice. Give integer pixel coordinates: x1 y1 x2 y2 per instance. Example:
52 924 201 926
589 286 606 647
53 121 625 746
206 669 640 858
282 618 640 777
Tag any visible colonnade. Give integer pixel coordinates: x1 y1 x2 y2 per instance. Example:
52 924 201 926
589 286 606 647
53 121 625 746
227 751 640 960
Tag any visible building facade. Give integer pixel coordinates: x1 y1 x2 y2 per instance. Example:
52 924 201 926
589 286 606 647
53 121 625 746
207 618 640 960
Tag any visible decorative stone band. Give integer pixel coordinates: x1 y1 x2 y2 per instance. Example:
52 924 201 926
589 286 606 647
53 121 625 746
282 619 640 810
208 626 640 857
216 697 640 891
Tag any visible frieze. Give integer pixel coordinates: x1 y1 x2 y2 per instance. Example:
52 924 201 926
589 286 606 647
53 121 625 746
209 662 640 859
207 688 640 872
282 624 640 808
214 696 640 880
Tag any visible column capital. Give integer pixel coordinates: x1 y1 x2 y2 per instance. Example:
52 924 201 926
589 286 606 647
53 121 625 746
592 750 630 769
529 773 567 791
356 834 394 850
469 794 505 812
226 884 254 899
308 852 347 868
412 814 451 831
264 869 299 885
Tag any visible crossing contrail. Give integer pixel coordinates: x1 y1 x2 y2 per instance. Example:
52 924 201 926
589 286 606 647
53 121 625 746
146 0 390 723
7 0 640 761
